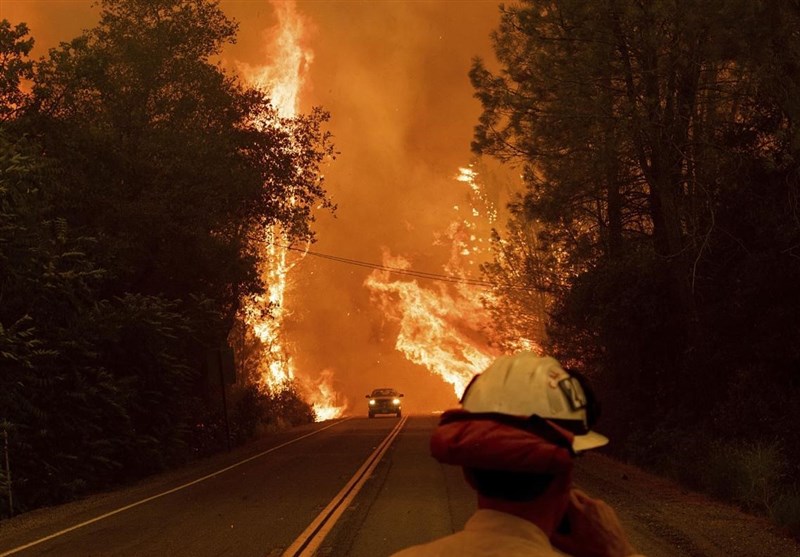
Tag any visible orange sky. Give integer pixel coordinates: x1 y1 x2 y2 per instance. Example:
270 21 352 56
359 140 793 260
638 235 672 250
1 0 514 413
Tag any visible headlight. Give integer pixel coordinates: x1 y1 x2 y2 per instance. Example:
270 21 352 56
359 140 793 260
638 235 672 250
393 398 400 405
369 399 376 405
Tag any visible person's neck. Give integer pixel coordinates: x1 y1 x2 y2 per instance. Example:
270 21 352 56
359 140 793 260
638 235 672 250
477 495 560 536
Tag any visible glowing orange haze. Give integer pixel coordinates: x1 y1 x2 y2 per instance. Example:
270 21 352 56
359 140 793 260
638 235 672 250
227 1 524 415
365 166 507 399
2 0 519 415
237 0 347 421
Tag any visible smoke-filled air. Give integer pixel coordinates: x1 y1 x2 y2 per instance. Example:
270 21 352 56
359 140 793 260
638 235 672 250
222 1 519 415
5 0 800 543
1 0 521 415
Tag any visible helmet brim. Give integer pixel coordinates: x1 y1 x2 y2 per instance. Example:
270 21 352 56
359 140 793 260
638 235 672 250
572 430 609 452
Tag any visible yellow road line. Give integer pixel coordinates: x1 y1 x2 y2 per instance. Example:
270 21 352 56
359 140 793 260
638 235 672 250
0 418 352 557
283 416 408 557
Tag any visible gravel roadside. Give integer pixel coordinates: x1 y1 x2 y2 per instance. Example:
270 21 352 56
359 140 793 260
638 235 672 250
576 453 800 557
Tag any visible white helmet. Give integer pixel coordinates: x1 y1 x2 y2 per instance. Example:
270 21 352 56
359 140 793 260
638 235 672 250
460 352 609 452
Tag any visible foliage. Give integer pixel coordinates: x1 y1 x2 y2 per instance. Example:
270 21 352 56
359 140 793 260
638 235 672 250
480 201 555 353
1 0 331 514
6 295 196 510
0 20 34 121
700 440 786 515
267 383 316 427
233 382 314 435
625 426 800 537
230 384 270 443
474 0 800 524
773 489 800 540
190 383 315 457
29 0 332 318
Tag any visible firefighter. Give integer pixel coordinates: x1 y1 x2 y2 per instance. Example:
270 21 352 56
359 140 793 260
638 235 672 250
391 352 644 557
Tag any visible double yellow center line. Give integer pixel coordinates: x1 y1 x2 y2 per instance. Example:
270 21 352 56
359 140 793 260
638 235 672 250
0 419 350 557
282 416 408 557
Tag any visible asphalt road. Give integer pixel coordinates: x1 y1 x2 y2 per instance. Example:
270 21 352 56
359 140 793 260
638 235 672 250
2 415 799 557
0 415 474 557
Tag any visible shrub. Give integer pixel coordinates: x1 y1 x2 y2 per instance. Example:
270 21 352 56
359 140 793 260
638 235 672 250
616 425 708 490
700 440 786 515
772 489 800 539
231 384 270 443
268 384 315 427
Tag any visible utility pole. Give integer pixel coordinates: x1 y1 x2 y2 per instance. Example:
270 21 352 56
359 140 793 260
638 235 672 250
2 426 12 517
218 349 232 452
207 347 235 452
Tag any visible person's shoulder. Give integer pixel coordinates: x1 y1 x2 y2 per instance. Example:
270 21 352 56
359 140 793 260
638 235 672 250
388 534 462 557
389 541 444 557
389 549 419 557
389 546 432 557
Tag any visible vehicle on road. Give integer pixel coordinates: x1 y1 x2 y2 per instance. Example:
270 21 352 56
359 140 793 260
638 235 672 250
366 388 404 417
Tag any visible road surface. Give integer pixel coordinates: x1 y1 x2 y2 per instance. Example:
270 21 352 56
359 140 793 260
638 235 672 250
0 415 798 556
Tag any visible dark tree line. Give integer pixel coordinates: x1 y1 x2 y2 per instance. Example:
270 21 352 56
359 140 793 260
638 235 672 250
475 0 800 532
0 0 330 515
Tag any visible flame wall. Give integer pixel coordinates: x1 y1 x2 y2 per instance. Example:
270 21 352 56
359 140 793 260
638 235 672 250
258 2 507 413
4 1 511 414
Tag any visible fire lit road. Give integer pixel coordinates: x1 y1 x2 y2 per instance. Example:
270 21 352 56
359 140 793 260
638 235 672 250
0 416 450 557
2 415 800 557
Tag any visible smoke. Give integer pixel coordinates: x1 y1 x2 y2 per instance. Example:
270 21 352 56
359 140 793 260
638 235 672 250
276 2 506 413
4 0 508 414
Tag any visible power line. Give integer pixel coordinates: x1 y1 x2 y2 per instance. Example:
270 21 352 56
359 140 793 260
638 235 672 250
278 243 499 288
247 232 533 291
245 230 512 288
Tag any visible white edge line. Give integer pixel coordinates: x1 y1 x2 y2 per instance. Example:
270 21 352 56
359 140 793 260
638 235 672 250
0 418 353 557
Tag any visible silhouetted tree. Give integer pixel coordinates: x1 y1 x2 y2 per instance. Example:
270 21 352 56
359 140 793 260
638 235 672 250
0 0 332 513
474 0 800 494
0 21 33 121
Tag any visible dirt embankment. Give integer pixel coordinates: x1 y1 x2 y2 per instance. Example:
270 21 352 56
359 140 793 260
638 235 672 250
576 453 800 557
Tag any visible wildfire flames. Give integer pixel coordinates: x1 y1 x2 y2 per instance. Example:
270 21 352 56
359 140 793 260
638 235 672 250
238 4 534 412
238 0 346 420
365 166 526 399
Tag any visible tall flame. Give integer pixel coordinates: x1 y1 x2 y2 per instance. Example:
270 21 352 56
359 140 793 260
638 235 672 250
365 166 539 398
238 1 312 118
364 250 496 397
238 1 346 420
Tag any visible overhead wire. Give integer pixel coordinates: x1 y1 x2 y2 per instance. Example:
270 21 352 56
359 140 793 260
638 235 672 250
247 231 496 287
281 243 498 287
244 230 525 289
243 229 553 294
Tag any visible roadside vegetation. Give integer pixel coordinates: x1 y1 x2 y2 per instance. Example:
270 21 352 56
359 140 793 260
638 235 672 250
3 0 799 540
473 1 800 538
0 0 328 517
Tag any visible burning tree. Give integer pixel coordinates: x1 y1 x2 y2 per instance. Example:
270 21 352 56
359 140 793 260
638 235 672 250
364 165 541 398
470 0 800 522
232 0 346 421
0 0 335 511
